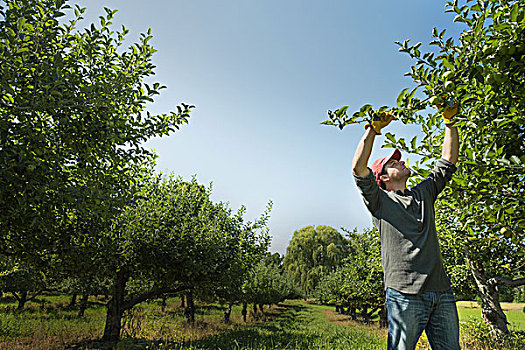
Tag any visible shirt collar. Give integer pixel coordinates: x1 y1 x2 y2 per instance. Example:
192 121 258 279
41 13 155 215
395 188 410 196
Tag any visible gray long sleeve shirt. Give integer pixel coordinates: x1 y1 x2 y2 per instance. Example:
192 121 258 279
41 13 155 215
354 158 457 294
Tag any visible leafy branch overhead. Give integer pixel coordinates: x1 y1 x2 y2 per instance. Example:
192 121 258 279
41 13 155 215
322 1 524 135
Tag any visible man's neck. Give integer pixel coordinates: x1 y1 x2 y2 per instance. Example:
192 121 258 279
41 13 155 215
386 181 407 193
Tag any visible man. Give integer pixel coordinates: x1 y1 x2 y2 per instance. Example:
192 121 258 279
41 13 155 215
352 103 460 350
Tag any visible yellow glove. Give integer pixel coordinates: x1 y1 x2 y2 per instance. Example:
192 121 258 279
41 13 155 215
435 97 458 125
365 110 395 135
442 101 459 125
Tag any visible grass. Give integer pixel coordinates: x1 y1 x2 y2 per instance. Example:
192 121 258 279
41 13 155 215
457 301 525 331
409 302 525 350
0 294 106 349
167 300 386 350
0 294 524 349
0 294 387 349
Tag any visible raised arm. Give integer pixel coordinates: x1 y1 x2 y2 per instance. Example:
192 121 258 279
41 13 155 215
442 124 459 164
352 111 395 177
352 127 376 177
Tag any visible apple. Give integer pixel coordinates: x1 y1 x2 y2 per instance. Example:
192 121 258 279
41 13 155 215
442 71 454 81
429 96 444 105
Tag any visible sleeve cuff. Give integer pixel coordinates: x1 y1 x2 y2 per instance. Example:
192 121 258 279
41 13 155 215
437 158 457 172
354 168 375 183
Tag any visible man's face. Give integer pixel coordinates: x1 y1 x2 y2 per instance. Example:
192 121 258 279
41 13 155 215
382 158 411 182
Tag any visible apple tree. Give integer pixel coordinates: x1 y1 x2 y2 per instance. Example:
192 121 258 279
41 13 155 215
0 255 48 310
314 228 386 325
96 173 271 343
0 0 192 264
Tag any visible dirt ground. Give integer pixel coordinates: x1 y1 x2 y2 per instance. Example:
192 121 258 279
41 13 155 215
456 301 525 311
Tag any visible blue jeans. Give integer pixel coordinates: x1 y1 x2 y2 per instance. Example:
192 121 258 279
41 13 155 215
385 288 460 350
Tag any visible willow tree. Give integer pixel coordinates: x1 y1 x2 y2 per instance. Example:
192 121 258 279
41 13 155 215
322 0 524 337
283 225 348 296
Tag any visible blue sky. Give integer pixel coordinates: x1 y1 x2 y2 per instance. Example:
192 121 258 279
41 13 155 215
73 1 465 254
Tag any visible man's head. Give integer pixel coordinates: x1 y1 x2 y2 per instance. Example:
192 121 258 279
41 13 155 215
371 149 411 191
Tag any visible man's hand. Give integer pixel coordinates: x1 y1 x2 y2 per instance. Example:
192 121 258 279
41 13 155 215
435 97 459 125
365 110 395 135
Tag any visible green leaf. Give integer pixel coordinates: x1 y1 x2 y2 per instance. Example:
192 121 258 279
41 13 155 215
7 27 16 37
442 58 454 69
359 104 373 114
397 88 409 107
385 132 396 143
453 15 464 23
410 136 417 150
510 155 520 165
335 106 349 119
407 86 419 102
510 3 518 22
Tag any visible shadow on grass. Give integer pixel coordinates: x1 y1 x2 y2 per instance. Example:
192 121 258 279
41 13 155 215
170 304 313 349
70 303 312 350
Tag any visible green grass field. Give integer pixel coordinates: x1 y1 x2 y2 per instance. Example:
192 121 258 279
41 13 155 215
0 294 524 349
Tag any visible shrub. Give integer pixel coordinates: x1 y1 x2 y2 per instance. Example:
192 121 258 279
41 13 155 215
462 318 525 350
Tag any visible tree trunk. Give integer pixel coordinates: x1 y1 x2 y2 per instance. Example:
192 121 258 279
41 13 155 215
184 290 195 325
180 294 185 309
361 304 371 323
78 294 89 318
69 294 77 307
379 306 388 328
335 304 341 313
161 296 167 313
241 302 247 322
252 303 257 318
349 306 357 320
102 269 129 344
467 257 510 336
258 304 264 314
224 302 233 323
343 306 349 315
16 290 28 311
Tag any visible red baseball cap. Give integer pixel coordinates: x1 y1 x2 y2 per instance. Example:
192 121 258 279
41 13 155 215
371 149 401 187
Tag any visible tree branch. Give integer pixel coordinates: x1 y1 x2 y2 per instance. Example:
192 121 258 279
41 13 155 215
488 277 525 288
26 289 44 303
0 98 105 111
122 285 193 311
11 291 21 302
